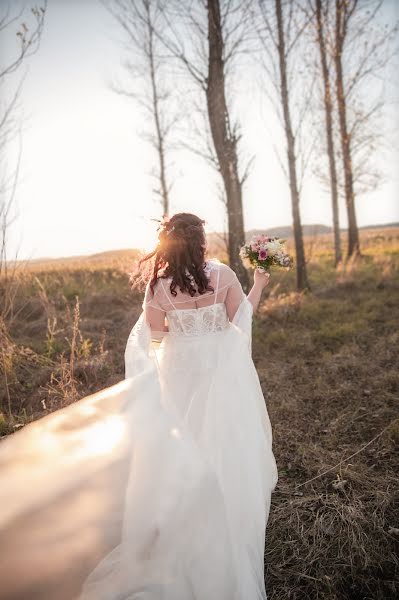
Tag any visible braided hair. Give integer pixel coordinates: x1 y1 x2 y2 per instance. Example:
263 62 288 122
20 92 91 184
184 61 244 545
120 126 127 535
135 213 214 297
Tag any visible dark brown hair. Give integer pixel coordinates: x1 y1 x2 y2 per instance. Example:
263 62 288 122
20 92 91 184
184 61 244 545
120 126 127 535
132 213 214 297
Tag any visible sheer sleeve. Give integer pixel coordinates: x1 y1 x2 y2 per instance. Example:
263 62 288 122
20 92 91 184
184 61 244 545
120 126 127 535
142 281 167 339
224 268 246 322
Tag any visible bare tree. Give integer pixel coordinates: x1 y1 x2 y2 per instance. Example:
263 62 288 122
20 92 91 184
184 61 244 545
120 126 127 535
148 0 251 289
333 0 360 258
322 0 398 259
257 0 311 291
303 0 397 262
313 0 342 266
0 2 47 322
105 0 174 216
205 0 248 287
275 0 310 290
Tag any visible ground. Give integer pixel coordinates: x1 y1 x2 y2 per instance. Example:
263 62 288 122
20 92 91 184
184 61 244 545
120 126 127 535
1 228 398 599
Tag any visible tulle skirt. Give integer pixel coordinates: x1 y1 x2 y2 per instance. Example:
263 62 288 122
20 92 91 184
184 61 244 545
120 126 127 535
0 310 278 600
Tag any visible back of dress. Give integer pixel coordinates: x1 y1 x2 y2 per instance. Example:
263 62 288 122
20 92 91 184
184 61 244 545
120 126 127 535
124 257 278 600
143 258 248 339
136 257 278 600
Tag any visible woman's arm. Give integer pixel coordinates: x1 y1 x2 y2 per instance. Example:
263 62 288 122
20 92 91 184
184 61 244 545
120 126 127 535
145 305 168 335
225 268 271 321
247 270 271 313
143 283 168 339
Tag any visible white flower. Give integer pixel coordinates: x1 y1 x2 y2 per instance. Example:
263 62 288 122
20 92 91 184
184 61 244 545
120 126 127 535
265 241 281 257
239 246 248 259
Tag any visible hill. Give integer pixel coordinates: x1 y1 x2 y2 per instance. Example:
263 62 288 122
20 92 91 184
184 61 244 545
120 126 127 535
10 222 398 270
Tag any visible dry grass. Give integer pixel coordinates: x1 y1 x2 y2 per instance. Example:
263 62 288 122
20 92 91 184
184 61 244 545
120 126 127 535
1 227 398 598
254 231 399 599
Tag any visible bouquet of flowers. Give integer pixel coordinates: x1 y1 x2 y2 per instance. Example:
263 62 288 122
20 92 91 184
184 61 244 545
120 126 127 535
239 234 293 273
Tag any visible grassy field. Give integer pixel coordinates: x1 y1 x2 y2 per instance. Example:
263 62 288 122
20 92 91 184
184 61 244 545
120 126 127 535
1 227 398 599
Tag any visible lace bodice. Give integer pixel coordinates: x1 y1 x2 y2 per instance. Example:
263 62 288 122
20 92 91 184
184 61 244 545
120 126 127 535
143 259 247 337
166 302 230 336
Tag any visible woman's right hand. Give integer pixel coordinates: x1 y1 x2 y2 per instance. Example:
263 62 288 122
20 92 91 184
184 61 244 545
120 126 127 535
254 269 271 289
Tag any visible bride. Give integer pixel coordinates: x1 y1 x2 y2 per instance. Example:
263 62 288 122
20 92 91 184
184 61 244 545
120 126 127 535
0 212 278 600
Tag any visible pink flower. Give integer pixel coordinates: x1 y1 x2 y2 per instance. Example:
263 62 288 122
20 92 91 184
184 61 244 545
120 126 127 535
258 248 267 260
251 234 271 252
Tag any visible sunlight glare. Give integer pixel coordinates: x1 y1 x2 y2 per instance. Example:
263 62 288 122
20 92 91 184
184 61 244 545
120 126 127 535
170 427 181 439
134 219 160 253
81 416 126 456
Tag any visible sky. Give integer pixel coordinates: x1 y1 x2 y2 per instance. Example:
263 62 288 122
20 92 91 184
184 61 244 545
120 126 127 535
2 0 399 261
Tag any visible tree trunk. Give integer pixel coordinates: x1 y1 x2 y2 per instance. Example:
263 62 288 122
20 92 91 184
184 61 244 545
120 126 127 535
146 1 169 216
334 0 360 258
206 0 249 291
315 0 342 266
275 0 310 291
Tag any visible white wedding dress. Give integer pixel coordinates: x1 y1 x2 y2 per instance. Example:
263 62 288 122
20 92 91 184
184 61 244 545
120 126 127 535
0 258 278 600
